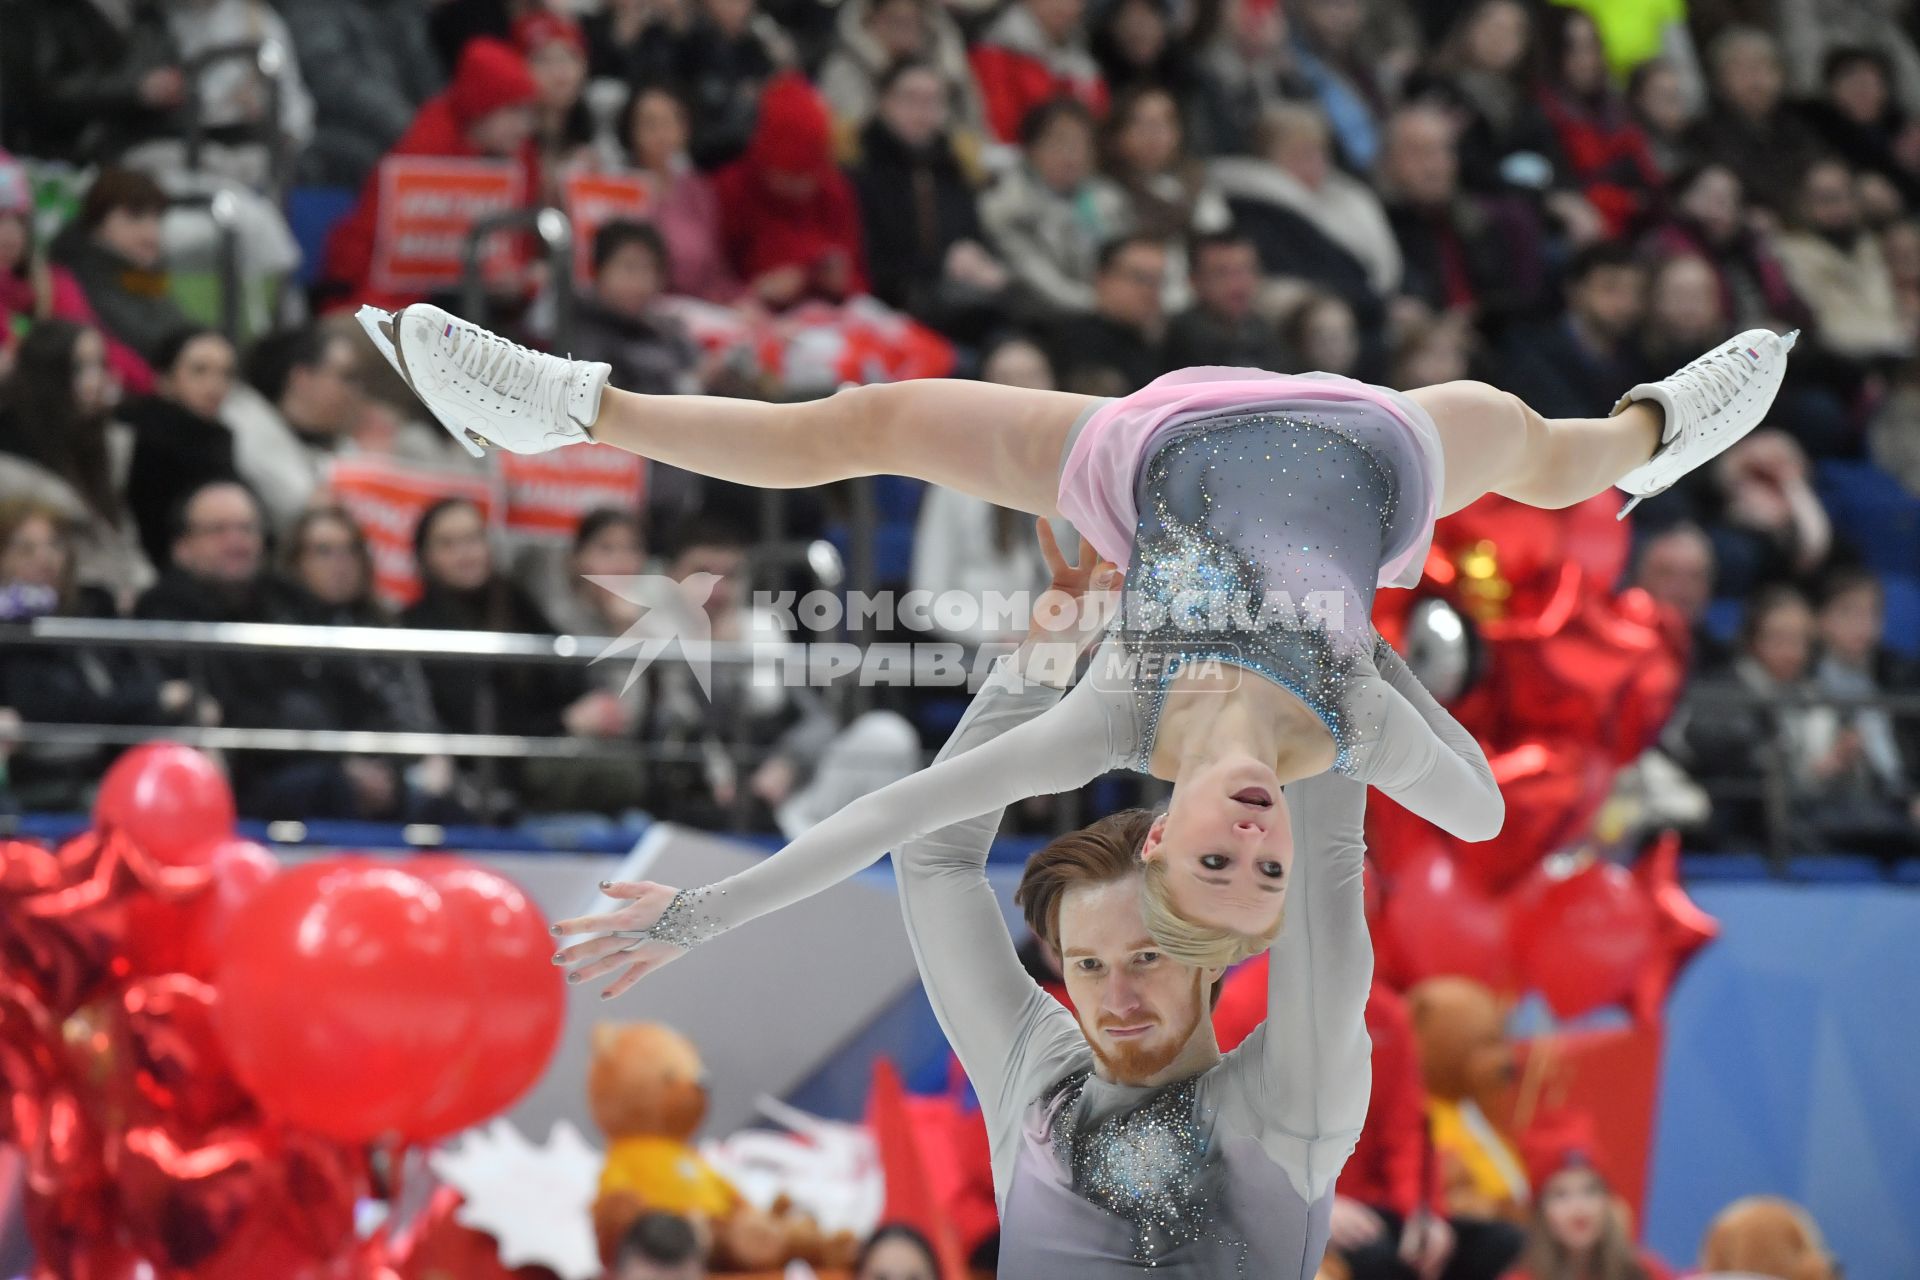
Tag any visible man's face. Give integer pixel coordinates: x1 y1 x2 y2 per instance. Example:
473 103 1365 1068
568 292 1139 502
1634 532 1713 623
1570 264 1646 343
596 242 664 319
174 485 263 585
1801 163 1859 236
1058 875 1210 1085
1384 111 1457 206
285 336 363 435
1192 242 1259 321
1095 243 1166 331
1717 38 1783 119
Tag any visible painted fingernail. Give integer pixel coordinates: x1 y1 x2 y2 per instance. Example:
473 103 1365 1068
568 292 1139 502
549 924 561 935
599 990 613 1000
551 953 564 964
567 972 582 984
599 880 612 890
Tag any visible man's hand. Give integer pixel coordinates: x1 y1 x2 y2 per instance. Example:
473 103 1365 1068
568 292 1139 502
1398 1211 1455 1280
1327 1196 1386 1251
1011 521 1120 687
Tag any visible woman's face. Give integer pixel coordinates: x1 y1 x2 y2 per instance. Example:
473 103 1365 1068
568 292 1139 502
1634 64 1689 135
469 104 537 157
1299 299 1359 375
1141 760 1293 938
1466 1 1529 76
1819 585 1881 665
97 207 163 271
1 514 66 590
1830 59 1889 123
574 519 645 579
1540 1168 1610 1254
422 503 493 592
1752 598 1814 683
1680 167 1743 243
982 339 1055 389
0 212 28 275
1649 256 1726 345
1718 38 1783 119
161 333 237 420
70 329 115 417
631 91 689 169
1030 115 1095 193
879 67 949 151
856 1238 937 1280
1560 14 1605 94
530 41 588 114
1110 0 1169 69
1116 92 1182 176
295 515 366 607
869 0 927 60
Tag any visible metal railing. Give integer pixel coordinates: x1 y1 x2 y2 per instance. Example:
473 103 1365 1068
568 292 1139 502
461 207 577 351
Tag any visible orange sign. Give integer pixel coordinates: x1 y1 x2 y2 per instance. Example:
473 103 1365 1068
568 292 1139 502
562 171 654 287
500 444 646 539
326 456 494 606
372 157 525 294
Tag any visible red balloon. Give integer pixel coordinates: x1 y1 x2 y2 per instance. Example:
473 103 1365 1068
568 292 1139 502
127 839 281 981
214 858 479 1142
95 744 235 867
1380 849 1512 989
1628 834 1721 1023
1509 856 1660 1019
111 1121 271 1270
403 859 565 1142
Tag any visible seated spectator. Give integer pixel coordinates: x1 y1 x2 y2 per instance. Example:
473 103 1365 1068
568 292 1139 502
653 0 797 171
910 338 1052 649
0 498 205 810
1809 566 1920 851
1422 1 1565 196
1535 6 1666 238
625 86 740 304
1632 522 1730 671
979 99 1116 316
49 169 192 369
1164 231 1286 372
135 479 407 819
1505 1145 1674 1280
0 321 152 604
1377 103 1545 330
714 74 868 309
1280 290 1363 379
1645 162 1813 334
1550 0 1705 105
854 1224 939 1280
1779 0 1920 117
221 324 367 530
278 0 444 188
2 0 186 162
1698 1196 1837 1280
1499 242 1651 422
1629 59 1699 177
846 61 1011 339
1089 0 1194 106
1685 27 1825 215
321 39 541 312
1288 0 1401 174
1799 48 1920 208
1389 310 1475 390
615 1211 706 1280
817 0 982 135
399 497 606 748
515 11 595 197
124 328 241 569
1046 235 1171 391
970 0 1108 144
1640 253 1733 378
1089 85 1230 312
1189 0 1313 159
1774 157 1915 365
573 222 702 396
1211 103 1403 320
1709 430 1835 596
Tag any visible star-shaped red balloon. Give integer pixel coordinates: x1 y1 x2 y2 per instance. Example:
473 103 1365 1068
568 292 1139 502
1628 833 1721 1024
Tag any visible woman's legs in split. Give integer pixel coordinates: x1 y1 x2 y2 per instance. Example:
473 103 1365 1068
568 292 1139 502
1407 380 1664 517
585 380 1099 519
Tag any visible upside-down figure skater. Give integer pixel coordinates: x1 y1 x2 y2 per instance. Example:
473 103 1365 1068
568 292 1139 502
359 302 1794 976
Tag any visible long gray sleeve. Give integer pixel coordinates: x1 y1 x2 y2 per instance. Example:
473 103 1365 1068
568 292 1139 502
1234 768 1373 1205
891 658 1090 1175
1338 635 1503 841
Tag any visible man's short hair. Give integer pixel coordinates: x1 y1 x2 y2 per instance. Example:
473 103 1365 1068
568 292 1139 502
245 326 332 404
616 1212 702 1267
167 478 262 548
1095 233 1166 275
1565 240 1641 286
593 219 669 277
1814 563 1883 611
1188 228 1253 265
1018 96 1095 150
1015 810 1226 1005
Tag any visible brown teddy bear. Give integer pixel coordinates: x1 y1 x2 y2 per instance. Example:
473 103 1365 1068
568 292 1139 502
1407 977 1528 1222
587 1022 860 1275
1699 1196 1838 1280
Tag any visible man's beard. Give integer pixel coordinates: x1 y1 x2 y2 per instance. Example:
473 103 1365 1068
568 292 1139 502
1077 972 1207 1085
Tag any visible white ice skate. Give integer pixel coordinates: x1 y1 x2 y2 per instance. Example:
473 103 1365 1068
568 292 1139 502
354 304 610 458
1613 327 1799 519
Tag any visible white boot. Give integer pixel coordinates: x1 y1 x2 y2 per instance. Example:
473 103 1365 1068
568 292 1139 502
356 304 611 458
1612 327 1798 518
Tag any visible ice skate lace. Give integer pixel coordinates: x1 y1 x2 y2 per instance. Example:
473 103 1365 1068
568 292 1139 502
1664 346 1754 437
446 324 572 425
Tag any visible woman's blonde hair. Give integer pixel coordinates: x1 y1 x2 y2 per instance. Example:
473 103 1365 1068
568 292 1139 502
1140 852 1285 970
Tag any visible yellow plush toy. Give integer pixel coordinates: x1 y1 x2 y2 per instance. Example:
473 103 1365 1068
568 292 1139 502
587 1022 859 1275
1407 977 1530 1222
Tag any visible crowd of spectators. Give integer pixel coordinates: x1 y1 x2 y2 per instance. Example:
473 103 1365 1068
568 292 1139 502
1 0 1918 855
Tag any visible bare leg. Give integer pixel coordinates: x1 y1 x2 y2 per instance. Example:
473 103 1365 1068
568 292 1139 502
1405 380 1663 517
584 380 1098 519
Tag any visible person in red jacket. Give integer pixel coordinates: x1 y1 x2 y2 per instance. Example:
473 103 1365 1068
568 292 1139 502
969 0 1108 142
320 38 542 312
1535 7 1665 239
712 73 869 308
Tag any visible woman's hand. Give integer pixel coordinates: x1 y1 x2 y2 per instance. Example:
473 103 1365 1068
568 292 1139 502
551 880 688 999
1012 521 1121 687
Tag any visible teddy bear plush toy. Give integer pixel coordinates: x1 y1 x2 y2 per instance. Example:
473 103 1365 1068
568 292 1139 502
588 1022 860 1275
1407 977 1529 1222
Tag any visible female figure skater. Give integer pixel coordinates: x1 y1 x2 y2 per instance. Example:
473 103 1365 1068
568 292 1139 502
359 302 1795 986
